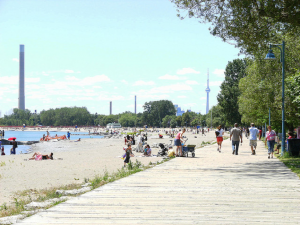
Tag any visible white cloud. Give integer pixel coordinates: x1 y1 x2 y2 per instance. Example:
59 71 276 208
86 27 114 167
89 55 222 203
209 81 223 86
0 76 18 84
98 95 125 101
177 68 200 75
65 70 75 73
200 97 206 100
114 87 118 89
62 75 110 86
64 70 80 74
127 103 143 108
26 77 40 83
132 80 155 86
178 96 187 98
185 80 199 85
12 58 19 62
131 93 170 100
150 83 192 94
158 74 187 80
121 80 128 84
213 69 225 77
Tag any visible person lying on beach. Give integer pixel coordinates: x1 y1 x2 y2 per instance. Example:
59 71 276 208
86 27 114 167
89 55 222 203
75 138 81 142
29 152 53 160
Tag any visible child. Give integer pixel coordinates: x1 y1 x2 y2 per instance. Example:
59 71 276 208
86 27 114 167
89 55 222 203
144 146 148 156
146 145 151 156
124 144 132 167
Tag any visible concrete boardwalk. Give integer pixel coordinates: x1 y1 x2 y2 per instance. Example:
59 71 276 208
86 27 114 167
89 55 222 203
18 139 300 224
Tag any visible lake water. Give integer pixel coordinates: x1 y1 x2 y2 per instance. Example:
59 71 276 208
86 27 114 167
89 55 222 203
0 131 103 155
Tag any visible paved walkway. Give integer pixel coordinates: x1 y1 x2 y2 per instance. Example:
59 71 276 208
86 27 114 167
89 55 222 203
17 138 300 224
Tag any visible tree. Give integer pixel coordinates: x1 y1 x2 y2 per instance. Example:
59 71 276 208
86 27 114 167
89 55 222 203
171 0 300 53
175 115 182 127
142 100 176 127
238 36 300 131
217 59 248 126
206 105 225 128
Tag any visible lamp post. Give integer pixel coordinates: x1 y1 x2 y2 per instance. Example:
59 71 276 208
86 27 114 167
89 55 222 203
269 108 271 126
265 41 285 155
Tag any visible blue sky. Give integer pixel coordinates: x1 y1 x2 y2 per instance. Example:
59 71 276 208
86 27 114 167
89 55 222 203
0 0 242 116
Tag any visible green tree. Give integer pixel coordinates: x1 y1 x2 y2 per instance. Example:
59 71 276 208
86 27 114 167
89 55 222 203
171 0 300 53
142 100 176 127
162 115 176 127
181 112 191 126
217 59 248 126
175 115 182 127
206 105 225 128
238 36 300 131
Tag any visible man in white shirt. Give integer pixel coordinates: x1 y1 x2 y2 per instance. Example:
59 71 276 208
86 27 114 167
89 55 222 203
249 123 259 155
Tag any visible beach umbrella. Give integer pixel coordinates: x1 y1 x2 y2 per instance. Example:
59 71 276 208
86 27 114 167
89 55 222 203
8 137 16 140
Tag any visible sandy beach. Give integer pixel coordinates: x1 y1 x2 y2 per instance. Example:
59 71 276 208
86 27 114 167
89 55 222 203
0 129 220 206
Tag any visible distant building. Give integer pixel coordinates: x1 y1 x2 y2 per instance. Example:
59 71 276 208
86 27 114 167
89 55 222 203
174 104 185 116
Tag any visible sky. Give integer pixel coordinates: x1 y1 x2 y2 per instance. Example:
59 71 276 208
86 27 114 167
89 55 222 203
0 0 243 116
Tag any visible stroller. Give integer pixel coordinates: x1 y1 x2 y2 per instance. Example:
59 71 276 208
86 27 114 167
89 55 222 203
181 138 196 157
157 143 168 157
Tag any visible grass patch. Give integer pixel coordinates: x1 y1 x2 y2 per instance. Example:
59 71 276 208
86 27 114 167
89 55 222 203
0 183 82 218
274 149 300 178
0 161 6 167
0 158 171 218
263 139 300 179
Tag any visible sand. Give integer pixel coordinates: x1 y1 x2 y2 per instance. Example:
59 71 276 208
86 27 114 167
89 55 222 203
0 129 220 206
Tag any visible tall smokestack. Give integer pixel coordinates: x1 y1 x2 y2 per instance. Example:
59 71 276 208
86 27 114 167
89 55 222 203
135 95 136 114
19 45 25 110
110 101 112 115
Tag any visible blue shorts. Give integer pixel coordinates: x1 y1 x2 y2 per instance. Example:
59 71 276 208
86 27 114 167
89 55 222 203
174 139 181 146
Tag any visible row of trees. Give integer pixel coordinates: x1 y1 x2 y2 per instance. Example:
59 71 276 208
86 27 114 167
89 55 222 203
173 1 300 131
0 100 210 128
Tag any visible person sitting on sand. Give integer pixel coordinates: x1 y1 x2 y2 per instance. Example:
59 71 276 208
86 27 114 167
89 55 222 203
144 145 148 156
29 152 53 160
146 144 151 156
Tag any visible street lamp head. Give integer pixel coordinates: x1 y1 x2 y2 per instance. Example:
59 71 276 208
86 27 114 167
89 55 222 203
265 49 276 60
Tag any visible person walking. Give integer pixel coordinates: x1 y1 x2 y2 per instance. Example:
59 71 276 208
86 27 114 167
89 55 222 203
246 127 250 139
249 123 259 155
230 123 243 155
137 134 143 153
174 128 186 157
265 125 276 159
202 128 206 136
258 127 262 140
215 125 224 153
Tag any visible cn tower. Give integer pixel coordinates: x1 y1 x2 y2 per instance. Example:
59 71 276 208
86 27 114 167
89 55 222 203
205 69 210 114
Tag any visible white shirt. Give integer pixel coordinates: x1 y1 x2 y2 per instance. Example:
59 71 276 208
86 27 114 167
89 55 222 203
249 127 259 140
217 129 224 137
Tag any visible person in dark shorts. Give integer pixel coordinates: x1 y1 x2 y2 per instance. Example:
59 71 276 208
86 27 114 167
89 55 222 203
124 144 132 167
11 139 17 154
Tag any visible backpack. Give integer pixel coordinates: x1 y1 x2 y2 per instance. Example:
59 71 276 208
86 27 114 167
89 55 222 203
215 130 220 136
